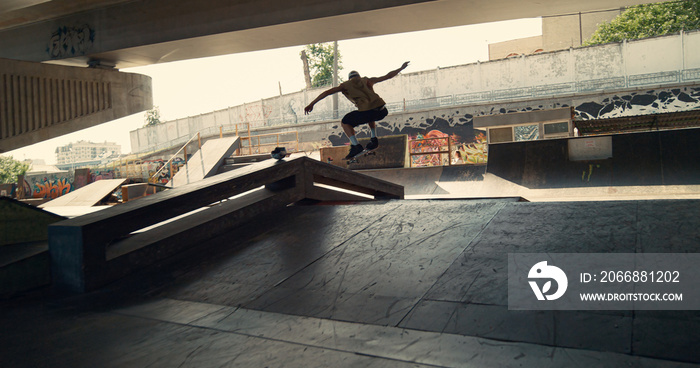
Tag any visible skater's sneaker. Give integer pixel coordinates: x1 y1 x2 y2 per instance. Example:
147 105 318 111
345 144 364 159
366 137 379 151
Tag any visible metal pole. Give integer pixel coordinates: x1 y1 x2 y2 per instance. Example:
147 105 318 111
448 137 452 166
332 41 339 119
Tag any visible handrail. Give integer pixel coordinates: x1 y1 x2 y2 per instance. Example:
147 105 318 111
149 132 201 184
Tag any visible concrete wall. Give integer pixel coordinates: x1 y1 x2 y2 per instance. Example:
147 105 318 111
488 9 622 60
489 36 543 60
541 9 622 51
487 128 700 188
131 31 700 153
133 81 699 165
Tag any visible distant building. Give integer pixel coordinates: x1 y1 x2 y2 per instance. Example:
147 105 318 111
55 140 121 166
488 9 623 60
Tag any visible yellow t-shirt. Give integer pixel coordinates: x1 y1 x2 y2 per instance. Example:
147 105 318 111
341 77 386 111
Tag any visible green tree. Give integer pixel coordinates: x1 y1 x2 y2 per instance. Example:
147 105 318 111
584 0 700 46
0 155 30 184
303 43 342 88
144 106 161 127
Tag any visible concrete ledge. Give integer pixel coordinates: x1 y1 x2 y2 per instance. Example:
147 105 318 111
320 135 408 170
49 157 403 292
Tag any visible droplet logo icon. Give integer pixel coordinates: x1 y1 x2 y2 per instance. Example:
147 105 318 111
528 261 568 301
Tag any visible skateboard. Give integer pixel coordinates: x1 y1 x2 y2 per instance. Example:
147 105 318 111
346 148 377 164
271 147 288 160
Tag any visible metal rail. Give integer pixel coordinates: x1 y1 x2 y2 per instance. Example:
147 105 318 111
149 132 201 184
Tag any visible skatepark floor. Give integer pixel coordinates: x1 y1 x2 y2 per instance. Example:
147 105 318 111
2 198 699 367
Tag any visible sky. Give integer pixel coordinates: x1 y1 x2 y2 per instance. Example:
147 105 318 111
5 17 542 165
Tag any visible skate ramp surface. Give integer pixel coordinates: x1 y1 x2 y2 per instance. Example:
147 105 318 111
4 199 699 366
171 136 240 187
39 178 126 208
361 165 487 196
361 165 700 201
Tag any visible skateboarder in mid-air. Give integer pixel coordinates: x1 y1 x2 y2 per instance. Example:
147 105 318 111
304 61 410 159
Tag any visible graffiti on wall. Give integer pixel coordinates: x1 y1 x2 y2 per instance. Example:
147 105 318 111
325 108 489 166
239 103 273 123
90 169 115 182
26 172 74 199
576 86 700 120
320 85 700 166
47 24 95 59
285 100 303 124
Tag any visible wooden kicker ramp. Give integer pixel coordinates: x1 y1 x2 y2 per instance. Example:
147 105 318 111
49 157 403 292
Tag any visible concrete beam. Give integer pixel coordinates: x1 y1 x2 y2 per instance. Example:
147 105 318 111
0 0 660 69
0 58 152 153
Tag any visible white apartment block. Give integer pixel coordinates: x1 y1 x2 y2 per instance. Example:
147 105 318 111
55 141 121 165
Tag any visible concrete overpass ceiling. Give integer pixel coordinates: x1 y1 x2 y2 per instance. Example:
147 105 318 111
0 0 133 28
0 0 658 69
0 0 52 14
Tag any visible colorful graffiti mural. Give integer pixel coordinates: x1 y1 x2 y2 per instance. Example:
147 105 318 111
406 129 488 167
90 169 115 182
455 132 488 164
26 173 74 199
409 130 452 167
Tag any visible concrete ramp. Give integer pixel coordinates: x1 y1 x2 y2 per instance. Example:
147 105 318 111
363 165 700 201
49 157 403 292
362 165 488 196
320 135 409 170
0 197 66 297
362 166 447 195
40 179 126 208
486 128 700 189
172 136 240 187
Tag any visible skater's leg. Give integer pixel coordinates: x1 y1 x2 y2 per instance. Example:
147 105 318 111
341 112 364 158
342 123 357 142
366 121 379 150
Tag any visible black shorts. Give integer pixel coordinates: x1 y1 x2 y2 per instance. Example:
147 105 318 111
341 106 388 127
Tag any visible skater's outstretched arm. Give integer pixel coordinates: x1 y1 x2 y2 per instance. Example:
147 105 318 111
304 86 344 114
368 61 410 85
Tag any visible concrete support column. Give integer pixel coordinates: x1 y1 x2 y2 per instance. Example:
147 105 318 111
0 58 152 152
